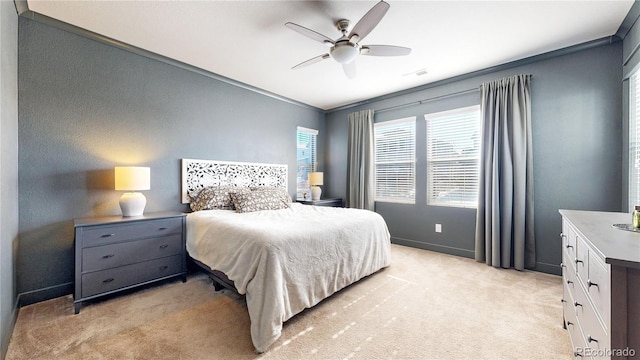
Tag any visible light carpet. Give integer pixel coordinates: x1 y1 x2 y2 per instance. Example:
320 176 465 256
6 244 571 359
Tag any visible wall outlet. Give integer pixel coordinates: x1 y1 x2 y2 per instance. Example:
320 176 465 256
435 224 442 233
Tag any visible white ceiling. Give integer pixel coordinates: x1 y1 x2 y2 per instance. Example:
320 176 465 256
25 0 634 111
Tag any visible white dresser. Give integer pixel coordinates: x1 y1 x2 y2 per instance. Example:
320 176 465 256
559 210 640 359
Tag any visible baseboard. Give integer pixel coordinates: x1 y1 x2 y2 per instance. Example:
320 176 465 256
17 282 73 307
535 261 562 276
391 237 475 259
392 237 562 276
1 297 20 360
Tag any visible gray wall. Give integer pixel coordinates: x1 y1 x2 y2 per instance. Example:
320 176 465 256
1 0 19 358
326 42 623 274
17 18 325 304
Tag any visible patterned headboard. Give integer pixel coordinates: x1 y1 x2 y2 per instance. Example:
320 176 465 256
181 159 288 203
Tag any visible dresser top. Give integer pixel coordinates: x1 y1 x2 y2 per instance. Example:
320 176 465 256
74 211 185 227
559 209 640 269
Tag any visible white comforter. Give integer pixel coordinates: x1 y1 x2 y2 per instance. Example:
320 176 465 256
186 203 391 352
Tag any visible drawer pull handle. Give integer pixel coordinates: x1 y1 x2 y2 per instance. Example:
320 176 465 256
159 265 168 271
574 352 583 357
560 299 567 303
574 301 583 308
101 233 115 238
587 279 599 288
560 262 566 268
574 258 583 264
102 254 115 259
566 321 574 326
587 335 598 343
566 280 573 285
103 278 114 283
560 233 566 239
158 227 167 231
159 244 169 249
565 244 573 249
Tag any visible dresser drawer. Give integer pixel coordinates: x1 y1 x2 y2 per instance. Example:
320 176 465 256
562 240 576 275
563 282 587 358
82 234 182 273
80 217 183 247
573 279 610 357
586 251 610 328
81 254 183 298
563 270 577 295
574 235 589 285
562 220 577 261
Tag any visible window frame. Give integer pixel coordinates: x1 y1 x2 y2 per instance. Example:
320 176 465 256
374 117 417 204
630 72 640 210
296 126 318 199
424 105 481 208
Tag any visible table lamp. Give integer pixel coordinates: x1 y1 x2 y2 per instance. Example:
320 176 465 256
115 166 150 216
308 172 323 200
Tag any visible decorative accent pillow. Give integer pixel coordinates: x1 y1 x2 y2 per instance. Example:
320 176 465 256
231 189 291 213
250 187 292 203
189 186 250 211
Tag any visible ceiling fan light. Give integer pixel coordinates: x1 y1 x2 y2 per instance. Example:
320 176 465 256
331 43 359 64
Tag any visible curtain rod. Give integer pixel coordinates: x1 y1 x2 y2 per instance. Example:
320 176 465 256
375 88 479 114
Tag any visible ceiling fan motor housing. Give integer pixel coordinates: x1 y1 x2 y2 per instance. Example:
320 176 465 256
336 19 351 33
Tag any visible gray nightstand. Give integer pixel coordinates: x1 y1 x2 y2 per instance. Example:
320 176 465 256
73 211 186 314
296 198 343 207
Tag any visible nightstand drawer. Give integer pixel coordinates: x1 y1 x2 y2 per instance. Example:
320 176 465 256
82 234 183 273
81 254 183 298
81 217 183 247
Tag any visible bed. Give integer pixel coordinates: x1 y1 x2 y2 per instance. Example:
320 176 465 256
181 159 391 352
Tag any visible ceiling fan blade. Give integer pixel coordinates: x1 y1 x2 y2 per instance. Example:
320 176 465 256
292 54 331 69
348 1 390 43
342 61 357 79
285 22 334 46
360 45 411 56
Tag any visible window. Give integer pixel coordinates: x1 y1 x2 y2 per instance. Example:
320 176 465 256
374 117 416 203
630 73 640 210
425 105 481 208
296 126 317 198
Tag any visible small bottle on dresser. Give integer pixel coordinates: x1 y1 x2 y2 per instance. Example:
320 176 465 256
633 206 640 228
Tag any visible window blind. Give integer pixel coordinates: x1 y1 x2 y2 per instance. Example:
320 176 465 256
630 73 640 210
425 105 481 208
296 126 318 198
374 117 416 204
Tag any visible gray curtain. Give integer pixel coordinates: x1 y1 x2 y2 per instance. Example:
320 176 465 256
347 109 375 210
475 74 535 270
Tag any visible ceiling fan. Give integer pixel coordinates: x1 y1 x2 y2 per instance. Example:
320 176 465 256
285 0 411 79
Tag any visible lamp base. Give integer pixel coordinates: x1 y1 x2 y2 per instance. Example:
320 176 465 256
311 186 322 201
119 192 146 217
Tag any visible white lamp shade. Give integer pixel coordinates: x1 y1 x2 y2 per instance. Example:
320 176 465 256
308 172 324 186
115 166 150 191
